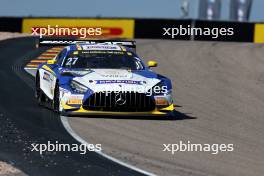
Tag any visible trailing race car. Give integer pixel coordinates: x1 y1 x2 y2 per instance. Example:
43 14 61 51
35 38 174 116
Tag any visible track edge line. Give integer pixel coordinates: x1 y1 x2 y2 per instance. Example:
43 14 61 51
60 116 156 176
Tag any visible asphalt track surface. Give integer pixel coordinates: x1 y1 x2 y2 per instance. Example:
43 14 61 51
1 37 264 176
68 40 264 176
0 37 145 176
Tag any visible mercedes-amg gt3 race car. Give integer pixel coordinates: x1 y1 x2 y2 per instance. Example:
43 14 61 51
35 39 174 116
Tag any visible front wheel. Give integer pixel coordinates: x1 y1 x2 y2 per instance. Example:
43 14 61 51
35 74 45 106
53 82 60 113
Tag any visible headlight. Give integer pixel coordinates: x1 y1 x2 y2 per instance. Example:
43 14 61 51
70 80 88 94
155 90 173 106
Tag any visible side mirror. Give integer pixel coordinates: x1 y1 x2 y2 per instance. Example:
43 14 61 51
147 60 158 68
47 60 57 65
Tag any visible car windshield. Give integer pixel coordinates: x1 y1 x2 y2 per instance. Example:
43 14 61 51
62 50 145 70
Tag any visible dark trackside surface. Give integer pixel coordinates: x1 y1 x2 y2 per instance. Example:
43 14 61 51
0 37 146 176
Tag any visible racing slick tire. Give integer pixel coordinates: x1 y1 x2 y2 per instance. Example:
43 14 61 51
35 73 45 106
52 82 61 113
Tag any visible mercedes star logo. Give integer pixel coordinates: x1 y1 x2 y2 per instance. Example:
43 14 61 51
115 93 126 106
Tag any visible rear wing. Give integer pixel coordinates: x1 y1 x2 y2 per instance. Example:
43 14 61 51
36 37 136 52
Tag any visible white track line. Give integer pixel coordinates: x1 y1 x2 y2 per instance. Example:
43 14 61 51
61 116 156 176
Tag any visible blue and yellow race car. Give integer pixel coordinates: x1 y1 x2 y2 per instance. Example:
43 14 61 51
35 39 174 116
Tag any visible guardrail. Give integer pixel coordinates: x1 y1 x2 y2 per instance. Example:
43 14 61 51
0 17 263 43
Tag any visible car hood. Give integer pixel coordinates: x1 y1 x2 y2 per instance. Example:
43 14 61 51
72 69 160 93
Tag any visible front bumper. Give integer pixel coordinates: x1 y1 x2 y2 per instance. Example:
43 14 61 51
60 89 174 116
61 104 174 116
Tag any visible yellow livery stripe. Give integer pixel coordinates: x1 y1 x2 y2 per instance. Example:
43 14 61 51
42 65 55 75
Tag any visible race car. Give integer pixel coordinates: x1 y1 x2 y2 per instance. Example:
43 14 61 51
35 39 174 116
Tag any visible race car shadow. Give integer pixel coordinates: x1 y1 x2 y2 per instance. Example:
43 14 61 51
73 110 197 121
170 111 197 121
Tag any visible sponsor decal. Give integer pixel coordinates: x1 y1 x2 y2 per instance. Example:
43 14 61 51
43 72 51 82
67 99 82 105
22 18 134 38
81 45 121 51
96 80 142 85
65 95 83 105
99 71 131 78
82 51 125 55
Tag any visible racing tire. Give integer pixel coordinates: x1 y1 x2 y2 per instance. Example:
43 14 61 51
53 82 60 113
35 73 45 106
